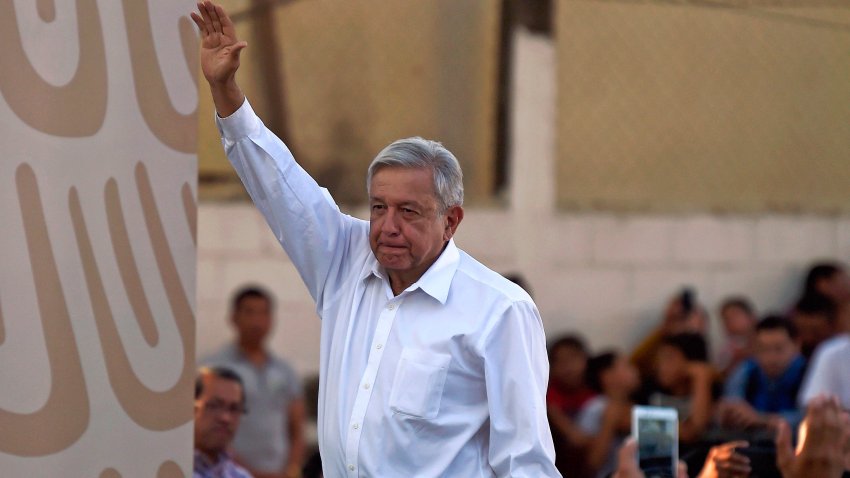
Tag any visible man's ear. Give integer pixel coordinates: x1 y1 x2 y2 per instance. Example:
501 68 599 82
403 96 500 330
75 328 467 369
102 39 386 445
443 206 464 241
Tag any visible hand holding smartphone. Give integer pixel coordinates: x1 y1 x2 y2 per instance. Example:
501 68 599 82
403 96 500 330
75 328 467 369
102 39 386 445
633 406 679 478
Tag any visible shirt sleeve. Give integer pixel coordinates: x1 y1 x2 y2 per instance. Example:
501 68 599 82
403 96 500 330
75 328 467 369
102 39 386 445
798 342 837 407
576 398 605 434
482 300 562 478
215 99 369 308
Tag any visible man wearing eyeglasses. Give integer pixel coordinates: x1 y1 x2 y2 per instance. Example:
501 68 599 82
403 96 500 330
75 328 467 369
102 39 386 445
194 367 253 478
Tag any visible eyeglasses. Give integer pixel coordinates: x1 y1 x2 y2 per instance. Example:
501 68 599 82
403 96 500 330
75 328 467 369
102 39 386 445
201 400 248 416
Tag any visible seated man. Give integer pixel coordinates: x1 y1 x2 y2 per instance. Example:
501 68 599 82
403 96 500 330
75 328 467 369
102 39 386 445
793 293 838 359
640 333 717 445
715 296 758 379
720 316 806 433
194 367 253 478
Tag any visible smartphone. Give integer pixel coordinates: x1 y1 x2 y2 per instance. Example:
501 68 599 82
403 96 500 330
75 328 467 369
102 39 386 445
633 406 678 478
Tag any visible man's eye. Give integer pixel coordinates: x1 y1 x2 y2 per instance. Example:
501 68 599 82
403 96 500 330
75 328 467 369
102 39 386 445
372 204 384 210
402 208 417 215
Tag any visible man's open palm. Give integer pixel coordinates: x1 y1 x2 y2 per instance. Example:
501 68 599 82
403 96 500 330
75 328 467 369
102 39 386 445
190 1 247 86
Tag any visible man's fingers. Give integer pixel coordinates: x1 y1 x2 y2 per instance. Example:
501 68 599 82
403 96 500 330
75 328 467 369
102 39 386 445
228 41 248 60
206 1 223 34
217 3 235 29
198 1 214 29
189 12 208 37
775 420 794 471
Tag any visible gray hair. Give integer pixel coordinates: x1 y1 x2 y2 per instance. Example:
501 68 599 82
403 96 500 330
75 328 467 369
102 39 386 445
366 137 464 213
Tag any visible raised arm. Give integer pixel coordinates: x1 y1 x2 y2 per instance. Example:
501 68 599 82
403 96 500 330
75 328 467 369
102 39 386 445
190 1 247 117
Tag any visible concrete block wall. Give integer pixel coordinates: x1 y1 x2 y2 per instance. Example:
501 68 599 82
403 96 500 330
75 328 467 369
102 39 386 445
196 202 850 376
195 30 849 375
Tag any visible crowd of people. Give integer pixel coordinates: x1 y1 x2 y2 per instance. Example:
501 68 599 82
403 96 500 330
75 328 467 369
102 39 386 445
546 261 850 478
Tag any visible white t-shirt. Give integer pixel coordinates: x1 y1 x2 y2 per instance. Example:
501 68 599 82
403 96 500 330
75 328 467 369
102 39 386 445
799 334 850 409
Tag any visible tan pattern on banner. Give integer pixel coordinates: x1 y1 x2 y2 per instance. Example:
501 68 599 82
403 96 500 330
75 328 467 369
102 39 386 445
1 0 197 473
0 0 107 136
1 165 90 457
0 0 198 150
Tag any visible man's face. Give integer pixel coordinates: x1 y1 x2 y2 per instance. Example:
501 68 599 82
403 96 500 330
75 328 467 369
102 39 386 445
655 345 687 389
604 356 640 394
194 375 244 457
793 312 833 357
722 305 756 338
754 329 799 378
368 167 462 288
233 296 272 347
824 270 850 303
551 345 588 389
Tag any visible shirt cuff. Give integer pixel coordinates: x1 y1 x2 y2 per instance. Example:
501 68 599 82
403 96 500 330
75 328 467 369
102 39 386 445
215 98 261 141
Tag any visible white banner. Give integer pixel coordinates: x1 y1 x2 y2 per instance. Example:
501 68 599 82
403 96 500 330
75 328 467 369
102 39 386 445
0 0 197 476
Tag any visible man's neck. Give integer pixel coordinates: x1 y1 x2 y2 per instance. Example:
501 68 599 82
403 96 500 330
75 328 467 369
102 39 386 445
237 341 267 365
196 447 223 465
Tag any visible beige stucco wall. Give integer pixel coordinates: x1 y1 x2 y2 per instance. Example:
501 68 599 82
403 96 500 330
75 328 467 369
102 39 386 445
556 1 850 213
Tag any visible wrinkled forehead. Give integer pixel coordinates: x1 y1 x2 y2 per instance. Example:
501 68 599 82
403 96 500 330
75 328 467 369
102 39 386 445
368 166 438 201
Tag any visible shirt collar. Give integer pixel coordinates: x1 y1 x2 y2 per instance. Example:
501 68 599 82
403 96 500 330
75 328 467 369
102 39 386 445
362 239 460 305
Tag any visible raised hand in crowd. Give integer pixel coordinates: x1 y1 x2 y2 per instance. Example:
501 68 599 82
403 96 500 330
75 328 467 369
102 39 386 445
612 438 688 478
696 441 751 478
776 396 850 478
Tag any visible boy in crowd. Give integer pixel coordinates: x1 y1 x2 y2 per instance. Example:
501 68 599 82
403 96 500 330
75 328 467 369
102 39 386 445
792 293 838 359
547 335 596 475
715 297 758 379
577 351 640 478
641 333 717 445
719 316 806 433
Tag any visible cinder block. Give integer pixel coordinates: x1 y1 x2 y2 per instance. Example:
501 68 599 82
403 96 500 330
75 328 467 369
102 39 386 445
755 216 837 263
268 300 323 375
592 216 674 265
710 266 804 316
542 215 594 266
672 217 755 265
838 219 850 260
454 209 515 261
198 203 265 256
221 258 313 304
534 268 632 348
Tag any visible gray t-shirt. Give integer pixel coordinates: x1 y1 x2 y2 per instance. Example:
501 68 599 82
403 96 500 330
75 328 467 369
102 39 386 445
577 396 625 478
202 344 303 474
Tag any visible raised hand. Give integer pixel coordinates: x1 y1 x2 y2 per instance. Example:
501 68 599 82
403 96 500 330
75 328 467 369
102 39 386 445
190 1 246 116
776 396 848 478
697 441 751 478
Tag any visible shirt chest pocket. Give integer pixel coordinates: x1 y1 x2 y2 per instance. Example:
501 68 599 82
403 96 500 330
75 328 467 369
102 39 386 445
388 349 451 420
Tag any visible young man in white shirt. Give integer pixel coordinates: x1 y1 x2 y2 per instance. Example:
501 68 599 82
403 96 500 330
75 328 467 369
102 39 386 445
190 3 560 476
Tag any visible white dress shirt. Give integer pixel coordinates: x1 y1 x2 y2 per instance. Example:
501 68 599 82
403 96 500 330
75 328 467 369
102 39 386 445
799 334 850 410
217 99 560 478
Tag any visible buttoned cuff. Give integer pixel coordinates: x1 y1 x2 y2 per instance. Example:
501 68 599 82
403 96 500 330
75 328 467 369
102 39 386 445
215 98 261 140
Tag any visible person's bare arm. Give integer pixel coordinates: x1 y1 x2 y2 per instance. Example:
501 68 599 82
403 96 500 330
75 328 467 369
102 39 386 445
284 398 307 478
680 362 715 443
548 405 590 447
189 1 246 117
696 441 751 478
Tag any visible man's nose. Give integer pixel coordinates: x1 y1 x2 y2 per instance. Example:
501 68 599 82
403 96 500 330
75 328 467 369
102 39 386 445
381 208 400 234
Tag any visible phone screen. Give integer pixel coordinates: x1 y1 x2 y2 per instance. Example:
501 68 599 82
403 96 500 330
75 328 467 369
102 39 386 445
636 415 677 478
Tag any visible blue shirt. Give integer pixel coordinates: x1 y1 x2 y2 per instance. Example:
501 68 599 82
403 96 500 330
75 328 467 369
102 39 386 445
724 355 806 427
193 450 253 478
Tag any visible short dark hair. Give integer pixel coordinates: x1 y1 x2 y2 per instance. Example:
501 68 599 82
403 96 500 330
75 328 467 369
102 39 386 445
794 293 837 324
755 315 797 340
720 296 756 318
586 351 618 393
503 273 532 297
195 366 246 408
804 262 844 296
548 334 589 361
660 333 708 362
231 285 274 312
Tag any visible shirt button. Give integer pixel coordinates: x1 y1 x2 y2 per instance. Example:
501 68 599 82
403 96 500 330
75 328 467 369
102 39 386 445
348 464 355 471
363 383 370 390
387 304 395 310
376 344 382 349
353 423 359 429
